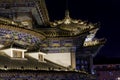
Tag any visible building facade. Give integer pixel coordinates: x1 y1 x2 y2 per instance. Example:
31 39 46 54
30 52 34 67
0 0 105 79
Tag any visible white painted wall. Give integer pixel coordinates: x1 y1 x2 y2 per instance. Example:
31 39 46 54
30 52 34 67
0 44 4 48
1 48 12 57
26 52 46 60
27 52 39 59
1 48 27 58
44 53 71 67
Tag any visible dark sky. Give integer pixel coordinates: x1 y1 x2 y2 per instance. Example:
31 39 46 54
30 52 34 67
45 0 120 64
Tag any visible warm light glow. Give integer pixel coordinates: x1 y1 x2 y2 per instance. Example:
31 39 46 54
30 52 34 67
117 77 120 80
85 34 95 42
21 21 29 26
0 44 4 48
84 40 99 46
64 19 71 24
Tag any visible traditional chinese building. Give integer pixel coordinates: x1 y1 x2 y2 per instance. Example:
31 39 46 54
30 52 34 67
0 0 105 79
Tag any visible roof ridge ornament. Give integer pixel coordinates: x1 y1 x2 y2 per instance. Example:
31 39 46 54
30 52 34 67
64 10 71 24
65 10 70 19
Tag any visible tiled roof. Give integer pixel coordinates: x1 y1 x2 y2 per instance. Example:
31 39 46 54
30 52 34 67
0 52 66 70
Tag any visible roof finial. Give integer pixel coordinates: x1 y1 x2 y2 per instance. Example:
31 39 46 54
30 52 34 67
65 10 70 18
65 0 70 18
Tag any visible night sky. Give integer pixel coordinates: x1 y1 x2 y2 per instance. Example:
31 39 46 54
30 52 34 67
45 0 120 64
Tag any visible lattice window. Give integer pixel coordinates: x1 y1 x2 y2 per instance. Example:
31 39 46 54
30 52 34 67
13 50 22 58
38 54 44 62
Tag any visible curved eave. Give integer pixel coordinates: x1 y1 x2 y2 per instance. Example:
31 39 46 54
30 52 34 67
0 24 46 39
39 26 98 38
50 17 99 30
83 38 106 47
35 0 50 26
82 45 103 57
81 39 106 56
0 17 46 38
0 17 23 27
0 0 50 26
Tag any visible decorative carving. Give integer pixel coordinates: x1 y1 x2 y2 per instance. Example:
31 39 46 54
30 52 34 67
84 38 106 47
50 10 97 35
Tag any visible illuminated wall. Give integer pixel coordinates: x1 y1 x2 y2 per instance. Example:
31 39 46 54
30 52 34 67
44 53 71 67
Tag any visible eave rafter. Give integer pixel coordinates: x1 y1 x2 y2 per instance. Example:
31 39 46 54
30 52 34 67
34 0 50 25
